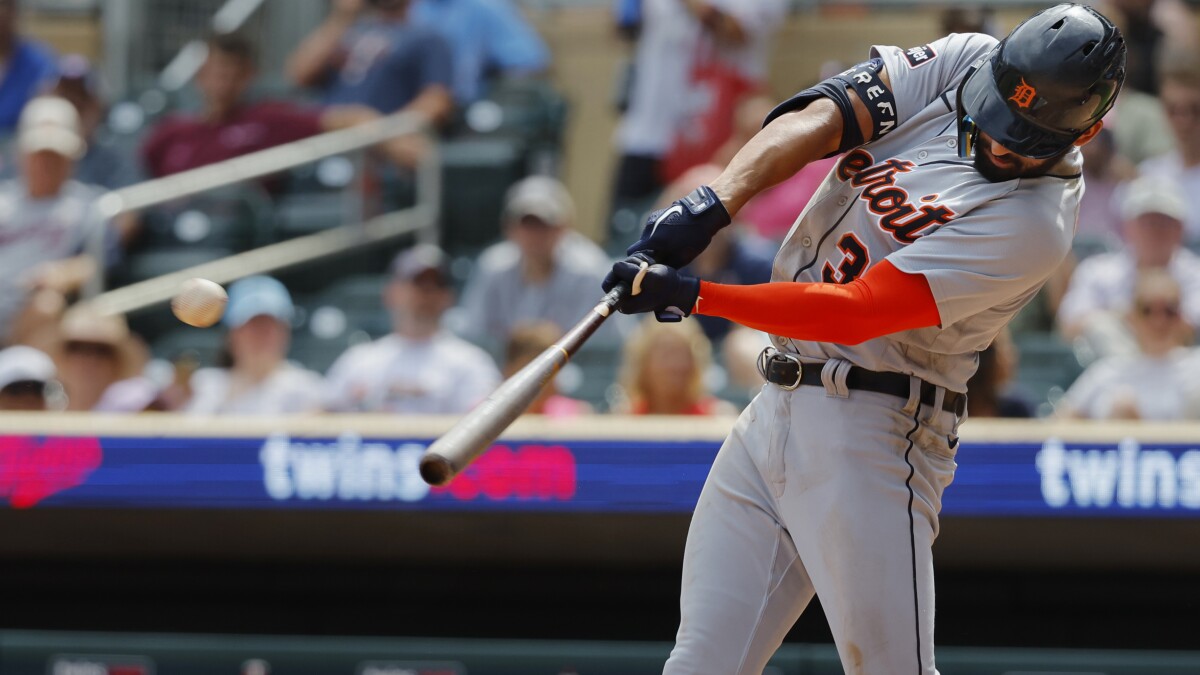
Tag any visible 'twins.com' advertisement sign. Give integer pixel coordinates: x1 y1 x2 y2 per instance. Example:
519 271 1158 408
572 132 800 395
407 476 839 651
3 431 1200 516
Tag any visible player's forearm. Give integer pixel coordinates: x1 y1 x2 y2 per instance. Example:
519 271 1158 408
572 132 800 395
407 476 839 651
709 98 842 216
694 260 941 345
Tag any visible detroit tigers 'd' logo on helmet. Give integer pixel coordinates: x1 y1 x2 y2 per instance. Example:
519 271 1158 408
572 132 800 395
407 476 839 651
1008 77 1038 109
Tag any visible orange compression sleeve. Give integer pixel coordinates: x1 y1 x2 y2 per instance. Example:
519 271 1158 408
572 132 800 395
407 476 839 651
694 259 941 345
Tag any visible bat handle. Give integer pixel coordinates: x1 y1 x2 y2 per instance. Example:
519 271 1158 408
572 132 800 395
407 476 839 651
601 252 682 322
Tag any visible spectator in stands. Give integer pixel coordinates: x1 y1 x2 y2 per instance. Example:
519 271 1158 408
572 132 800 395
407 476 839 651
1138 51 1200 241
286 0 454 125
409 0 549 104
45 55 143 246
184 276 323 415
1 96 117 348
613 317 734 415
503 322 591 417
965 328 1035 419
49 55 141 191
1061 270 1199 420
325 244 500 413
1057 176 1200 356
142 33 329 179
458 176 625 350
55 308 151 413
610 0 786 210
1100 0 1196 95
0 344 59 411
0 0 57 134
939 5 997 36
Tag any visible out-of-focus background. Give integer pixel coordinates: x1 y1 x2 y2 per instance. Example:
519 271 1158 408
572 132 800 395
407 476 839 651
1 0 1200 673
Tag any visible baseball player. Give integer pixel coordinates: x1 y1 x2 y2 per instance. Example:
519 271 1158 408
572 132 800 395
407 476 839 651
603 4 1126 673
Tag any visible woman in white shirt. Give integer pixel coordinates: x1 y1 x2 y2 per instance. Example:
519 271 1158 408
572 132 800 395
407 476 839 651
1062 269 1200 420
185 275 323 415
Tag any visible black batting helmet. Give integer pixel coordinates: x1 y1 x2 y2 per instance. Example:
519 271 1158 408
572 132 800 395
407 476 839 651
957 3 1126 159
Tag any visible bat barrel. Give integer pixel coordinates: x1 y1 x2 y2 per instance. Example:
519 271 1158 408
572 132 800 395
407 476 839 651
418 285 627 486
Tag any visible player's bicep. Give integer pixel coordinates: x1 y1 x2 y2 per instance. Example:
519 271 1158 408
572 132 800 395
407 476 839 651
763 59 897 156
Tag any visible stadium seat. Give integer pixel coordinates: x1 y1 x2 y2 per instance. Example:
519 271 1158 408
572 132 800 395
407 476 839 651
117 247 235 286
1013 331 1087 416
150 326 226 368
439 137 527 254
134 185 273 252
566 344 623 412
272 192 347 239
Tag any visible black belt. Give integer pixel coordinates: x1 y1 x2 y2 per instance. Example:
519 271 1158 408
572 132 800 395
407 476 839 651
757 350 966 415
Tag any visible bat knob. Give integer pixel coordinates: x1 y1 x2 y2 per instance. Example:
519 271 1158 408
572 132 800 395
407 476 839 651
419 452 456 486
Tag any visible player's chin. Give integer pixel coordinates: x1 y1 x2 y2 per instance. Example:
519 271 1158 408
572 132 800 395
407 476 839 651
973 147 1060 183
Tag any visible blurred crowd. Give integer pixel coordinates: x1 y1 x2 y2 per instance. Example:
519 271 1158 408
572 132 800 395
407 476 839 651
1 0 1200 422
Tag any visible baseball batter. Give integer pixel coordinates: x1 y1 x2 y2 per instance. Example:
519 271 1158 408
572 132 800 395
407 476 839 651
603 4 1127 673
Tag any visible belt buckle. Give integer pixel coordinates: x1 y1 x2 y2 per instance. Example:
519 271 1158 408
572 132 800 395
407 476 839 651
757 348 804 391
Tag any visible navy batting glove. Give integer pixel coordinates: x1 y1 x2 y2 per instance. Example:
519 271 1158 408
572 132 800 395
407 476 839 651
608 254 701 319
626 185 731 269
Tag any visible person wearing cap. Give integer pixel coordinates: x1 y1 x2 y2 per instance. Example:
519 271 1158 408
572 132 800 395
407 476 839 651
286 0 454 123
1057 175 1200 356
0 344 59 411
1138 50 1200 240
457 175 626 352
0 0 57 133
324 244 500 414
0 95 118 347
55 307 153 412
41 54 143 193
184 276 323 416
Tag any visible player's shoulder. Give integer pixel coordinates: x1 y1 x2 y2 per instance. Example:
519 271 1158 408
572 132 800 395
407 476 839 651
874 32 996 75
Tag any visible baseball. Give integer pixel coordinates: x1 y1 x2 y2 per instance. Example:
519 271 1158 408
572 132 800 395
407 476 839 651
171 277 227 328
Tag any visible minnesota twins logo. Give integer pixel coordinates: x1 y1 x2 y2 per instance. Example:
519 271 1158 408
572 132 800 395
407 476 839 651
1008 77 1037 109
836 149 956 244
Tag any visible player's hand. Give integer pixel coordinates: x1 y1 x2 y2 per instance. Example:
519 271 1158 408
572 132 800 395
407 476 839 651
606 254 701 320
626 185 731 269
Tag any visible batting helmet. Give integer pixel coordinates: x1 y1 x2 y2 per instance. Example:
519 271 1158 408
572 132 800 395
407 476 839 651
957 3 1126 159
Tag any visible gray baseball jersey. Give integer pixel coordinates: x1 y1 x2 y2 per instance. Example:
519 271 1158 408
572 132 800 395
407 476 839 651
770 32 1080 392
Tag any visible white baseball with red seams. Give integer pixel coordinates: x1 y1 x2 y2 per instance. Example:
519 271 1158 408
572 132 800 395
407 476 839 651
667 32 1084 674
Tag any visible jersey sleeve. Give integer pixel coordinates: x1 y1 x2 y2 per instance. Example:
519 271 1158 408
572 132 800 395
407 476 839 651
886 190 1075 328
869 32 997 130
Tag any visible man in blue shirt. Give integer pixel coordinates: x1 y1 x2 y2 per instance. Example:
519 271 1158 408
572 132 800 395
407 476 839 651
409 0 549 104
0 0 57 133
287 0 454 125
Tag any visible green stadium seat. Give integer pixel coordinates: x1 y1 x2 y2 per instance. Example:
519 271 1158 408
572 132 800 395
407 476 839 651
150 326 226 368
1013 331 1087 416
272 192 346 239
439 137 527 254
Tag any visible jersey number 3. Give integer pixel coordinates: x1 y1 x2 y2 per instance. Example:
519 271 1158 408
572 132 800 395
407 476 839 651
821 233 870 284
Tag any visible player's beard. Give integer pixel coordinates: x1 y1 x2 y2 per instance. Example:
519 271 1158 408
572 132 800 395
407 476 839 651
973 142 1071 183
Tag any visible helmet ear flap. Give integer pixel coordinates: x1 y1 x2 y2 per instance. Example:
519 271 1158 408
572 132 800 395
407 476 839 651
956 69 981 159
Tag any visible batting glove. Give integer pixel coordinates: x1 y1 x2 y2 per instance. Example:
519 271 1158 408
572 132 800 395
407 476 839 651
626 185 731 269
606 253 701 320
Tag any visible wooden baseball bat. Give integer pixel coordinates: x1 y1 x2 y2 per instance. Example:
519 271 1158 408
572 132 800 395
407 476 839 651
418 283 629 486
